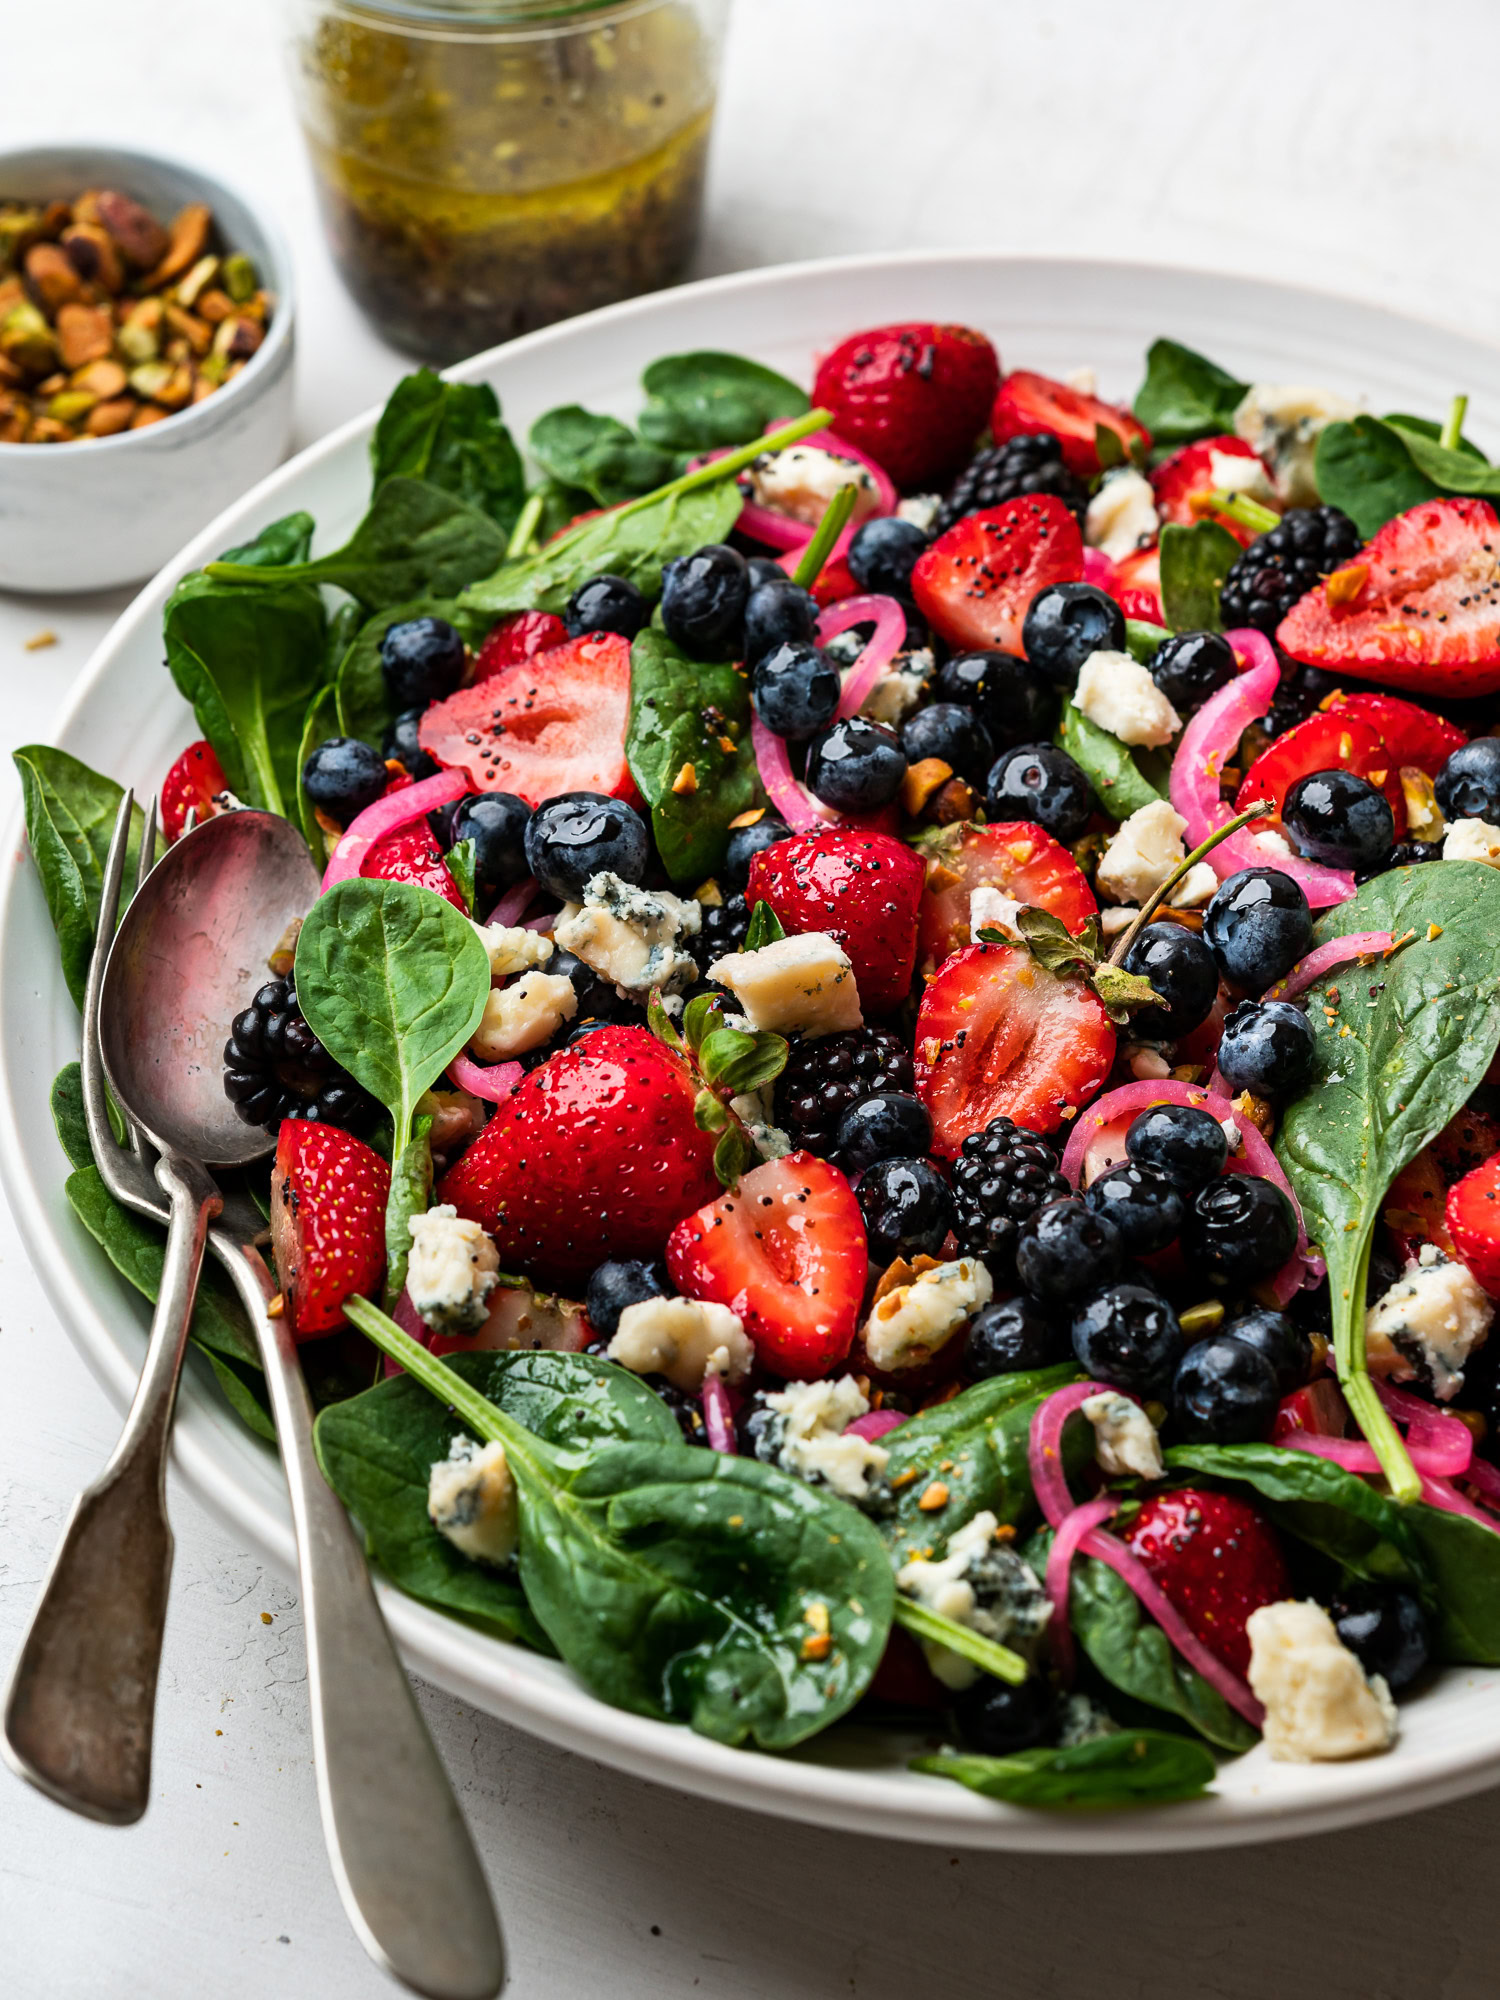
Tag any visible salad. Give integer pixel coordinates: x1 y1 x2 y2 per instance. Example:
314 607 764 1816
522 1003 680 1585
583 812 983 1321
21 320 1500 1814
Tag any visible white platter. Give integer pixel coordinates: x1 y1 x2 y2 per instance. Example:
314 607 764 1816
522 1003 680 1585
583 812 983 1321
5 250 1500 1853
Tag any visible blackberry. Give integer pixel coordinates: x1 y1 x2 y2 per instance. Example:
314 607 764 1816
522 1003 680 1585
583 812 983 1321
1219 507 1362 635
1262 656 1342 738
687 893 751 973
1364 838 1442 880
950 1116 1069 1275
935 434 1088 534
222 975 379 1135
775 1027 913 1156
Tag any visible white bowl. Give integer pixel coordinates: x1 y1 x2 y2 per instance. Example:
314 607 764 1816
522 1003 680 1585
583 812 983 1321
0 145 295 594
5 250 1500 1853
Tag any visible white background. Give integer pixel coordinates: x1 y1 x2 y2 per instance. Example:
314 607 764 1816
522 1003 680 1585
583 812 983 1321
5 3 1500 1994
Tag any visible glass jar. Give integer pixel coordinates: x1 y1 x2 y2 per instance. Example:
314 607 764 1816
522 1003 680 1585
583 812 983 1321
283 0 727 363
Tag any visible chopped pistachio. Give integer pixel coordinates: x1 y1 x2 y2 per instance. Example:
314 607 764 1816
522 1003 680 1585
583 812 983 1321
175 253 219 309
0 297 57 375
0 204 45 273
220 251 258 302
145 202 212 287
91 189 169 270
164 302 211 355
48 388 97 424
127 360 173 401
72 357 127 400
54 301 113 369
23 242 83 313
60 223 125 294
85 396 135 437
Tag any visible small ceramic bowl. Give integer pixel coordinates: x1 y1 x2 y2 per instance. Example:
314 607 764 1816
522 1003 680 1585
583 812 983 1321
0 145 295 594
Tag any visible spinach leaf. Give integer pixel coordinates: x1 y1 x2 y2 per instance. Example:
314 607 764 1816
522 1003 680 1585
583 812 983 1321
295 684 338 863
626 629 760 883
1385 421 1500 498
1056 700 1165 817
1276 865 1500 1499
1383 413 1487 462
533 477 594 544
914 1729 1216 1808
1313 417 1442 538
370 371 525 534
637 351 809 453
1158 519 1239 632
199 1350 277 1442
218 510 316 567
333 593 490 751
529 405 676 507
324 597 364 679
384 1117 433 1311
1125 618 1172 665
1404 1504 1500 1663
50 1060 94 1170
14 746 151 1009
1133 339 1248 446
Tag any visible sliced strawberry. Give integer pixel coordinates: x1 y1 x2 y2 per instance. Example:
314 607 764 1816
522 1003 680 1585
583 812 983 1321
916 820 1096 972
914 942 1115 1154
1150 435 1278 546
1385 1144 1456 1258
419 630 641 808
270 1119 391 1338
990 370 1151 478
428 1278 591 1360
666 1151 867 1378
1446 1150 1500 1295
1119 1487 1289 1679
472 609 569 682
363 821 465 908
1235 711 1405 837
811 322 1000 489
1277 496 1500 697
1115 543 1163 622
746 826 925 1012
437 1025 719 1286
1272 1378 1349 1443
911 495 1084 656
161 739 228 842
1322 689 1468 776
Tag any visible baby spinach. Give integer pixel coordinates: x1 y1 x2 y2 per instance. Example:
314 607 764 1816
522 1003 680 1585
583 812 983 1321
1056 700 1164 817
1158 518 1239 632
1404 1504 1500 1663
218 510 316 568
626 629 761 882
1276 865 1500 1500
15 746 153 1009
370 370 525 534
637 350 809 453
914 1729 1216 1808
1313 417 1442 537
383 1116 433 1311
529 405 676 506
1133 338 1248 447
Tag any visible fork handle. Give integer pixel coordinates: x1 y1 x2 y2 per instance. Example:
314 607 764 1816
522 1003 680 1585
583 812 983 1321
215 1237 504 2000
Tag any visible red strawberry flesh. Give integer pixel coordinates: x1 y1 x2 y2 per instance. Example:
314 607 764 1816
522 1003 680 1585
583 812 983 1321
811 322 1000 490
1446 1149 1500 1296
270 1119 391 1338
990 370 1151 478
911 495 1084 656
916 820 1096 973
161 739 228 843
1120 1487 1289 1679
747 826 924 1013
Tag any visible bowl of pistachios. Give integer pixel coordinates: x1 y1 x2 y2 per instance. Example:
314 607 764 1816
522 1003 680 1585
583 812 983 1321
0 145 295 593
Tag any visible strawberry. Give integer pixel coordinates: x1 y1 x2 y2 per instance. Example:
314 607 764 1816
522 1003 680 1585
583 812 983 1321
1235 711 1406 838
746 826 924 1012
1114 543 1163 622
776 545 859 606
363 821 466 908
161 739 228 842
666 1152 867 1378
1385 1144 1455 1258
811 322 1000 489
1150 435 1277 546
1321 689 1468 776
437 1025 719 1286
1277 496 1500 697
419 630 642 808
1272 1378 1349 1444
1432 1103 1500 1183
916 820 1097 973
1119 1487 1289 1679
914 941 1115 1154
911 495 1084 656
1446 1150 1500 1295
270 1119 391 1338
472 609 569 681
990 370 1151 478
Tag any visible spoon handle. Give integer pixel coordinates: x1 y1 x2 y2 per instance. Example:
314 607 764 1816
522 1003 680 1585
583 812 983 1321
217 1239 504 2000
2 1151 219 1824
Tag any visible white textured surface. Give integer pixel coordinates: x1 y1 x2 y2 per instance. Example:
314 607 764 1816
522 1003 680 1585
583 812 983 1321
5 2 1500 1994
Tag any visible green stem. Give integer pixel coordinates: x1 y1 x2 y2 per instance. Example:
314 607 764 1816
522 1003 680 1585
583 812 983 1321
1440 394 1469 454
791 481 859 589
893 1598 1027 1686
1206 489 1280 537
1106 801 1273 966
506 489 545 559
1336 1225 1421 1505
344 1292 528 1457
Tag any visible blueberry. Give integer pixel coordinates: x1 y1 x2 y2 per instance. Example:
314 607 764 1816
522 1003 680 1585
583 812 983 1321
1120 923 1219 1039
951 1675 1053 1756
585 1258 668 1341
1435 737 1500 822
934 650 1058 748
1216 998 1317 1099
1016 1197 1124 1302
723 812 792 890
1282 769 1394 870
985 742 1092 841
1172 1334 1281 1444
856 1157 956 1264
751 640 841 740
1071 1282 1184 1398
1202 867 1313 992
450 791 532 905
1125 1104 1228 1190
742 577 819 666
966 1296 1070 1378
1183 1175 1298 1285
836 1093 933 1171
301 736 389 826
564 572 648 640
900 703 995 783
1149 630 1237 712
1020 582 1126 687
379 615 467 708
745 556 788 589
1083 1161 1184 1255
660 542 749 655
1328 1584 1431 1693
523 791 650 898
847 516 929 599
1220 1307 1312 1394
383 706 439 781
806 716 908 813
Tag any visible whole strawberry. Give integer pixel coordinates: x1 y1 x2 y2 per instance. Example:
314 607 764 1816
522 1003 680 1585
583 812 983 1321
436 1024 720 1286
363 820 465 908
1120 1487 1289 1679
812 322 1000 489
270 1119 391 1337
747 825 924 1013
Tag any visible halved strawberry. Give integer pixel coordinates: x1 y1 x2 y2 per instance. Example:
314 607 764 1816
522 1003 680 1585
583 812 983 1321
428 1278 591 1359
1277 496 1500 697
472 609 569 682
1115 543 1163 622
419 630 641 808
1272 1378 1349 1443
161 739 228 842
916 820 1097 972
914 942 1115 1153
1446 1150 1500 1296
437 1025 719 1286
1321 689 1468 775
911 495 1084 656
746 826 925 1013
363 821 466 908
990 371 1151 478
1150 435 1278 546
1119 1487 1289 1679
270 1119 391 1338
1235 711 1406 837
811 322 1000 490
666 1151 867 1378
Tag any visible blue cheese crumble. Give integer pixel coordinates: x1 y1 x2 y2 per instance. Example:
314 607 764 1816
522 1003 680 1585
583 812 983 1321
756 1376 890 1503
1364 1244 1493 1401
407 1204 501 1334
1081 1391 1164 1480
552 871 701 998
427 1435 518 1566
896 1510 1052 1689
607 1295 753 1391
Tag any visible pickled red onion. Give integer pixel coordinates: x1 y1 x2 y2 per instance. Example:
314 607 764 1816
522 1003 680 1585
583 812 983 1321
1266 933 1398 1003
1028 1380 1101 1527
1087 1528 1265 1727
846 1408 907 1443
751 715 837 833
321 767 470 895
1281 1432 1471 1479
1461 1456 1500 1513
1375 1380 1475 1473
1420 1473 1500 1531
819 593 907 719
1082 547 1122 596
447 1054 522 1105
487 876 538 927
702 1371 737 1454
1045 1493 1118 1682
705 427 896 566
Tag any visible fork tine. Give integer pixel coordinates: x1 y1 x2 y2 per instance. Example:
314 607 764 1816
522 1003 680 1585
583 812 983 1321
134 795 158 898
80 792 136 1171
